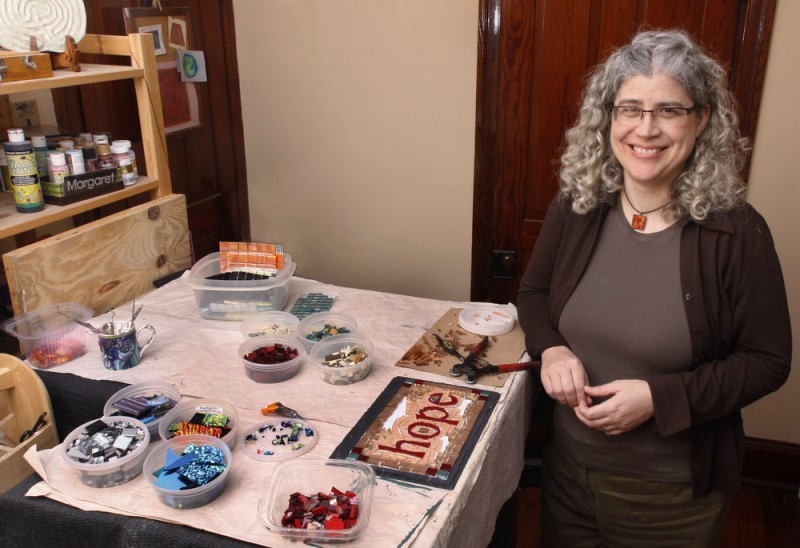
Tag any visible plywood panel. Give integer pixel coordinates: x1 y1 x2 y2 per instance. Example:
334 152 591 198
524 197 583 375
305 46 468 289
3 194 191 315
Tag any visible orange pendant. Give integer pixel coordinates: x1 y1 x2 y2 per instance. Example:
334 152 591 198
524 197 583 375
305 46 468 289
631 214 647 230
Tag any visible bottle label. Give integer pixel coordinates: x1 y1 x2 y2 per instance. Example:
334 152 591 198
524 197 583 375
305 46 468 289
35 151 49 179
117 163 137 186
7 152 37 178
44 167 69 197
6 151 44 210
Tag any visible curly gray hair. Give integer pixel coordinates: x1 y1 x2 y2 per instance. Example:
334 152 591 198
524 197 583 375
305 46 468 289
559 30 749 221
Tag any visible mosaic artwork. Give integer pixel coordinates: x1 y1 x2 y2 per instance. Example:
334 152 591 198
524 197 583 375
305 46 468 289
330 376 499 489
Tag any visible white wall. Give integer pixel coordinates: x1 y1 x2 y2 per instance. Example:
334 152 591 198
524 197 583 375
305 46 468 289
233 0 477 301
233 1 798 443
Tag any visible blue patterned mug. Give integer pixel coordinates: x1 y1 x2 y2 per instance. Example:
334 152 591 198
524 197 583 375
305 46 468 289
98 320 156 370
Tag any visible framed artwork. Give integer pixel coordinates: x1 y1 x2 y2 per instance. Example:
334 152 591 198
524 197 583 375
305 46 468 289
330 376 500 489
135 23 166 55
123 7 200 134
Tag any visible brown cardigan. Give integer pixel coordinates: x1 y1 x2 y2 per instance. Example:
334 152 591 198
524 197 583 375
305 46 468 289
517 197 792 496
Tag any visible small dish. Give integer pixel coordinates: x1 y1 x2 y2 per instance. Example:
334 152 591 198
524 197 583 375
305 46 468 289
296 311 357 352
61 416 150 488
103 380 181 439
239 335 305 383
308 333 373 385
143 433 232 509
158 398 238 448
240 311 300 338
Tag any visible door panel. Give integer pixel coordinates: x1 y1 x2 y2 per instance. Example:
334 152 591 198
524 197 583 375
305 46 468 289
473 0 776 304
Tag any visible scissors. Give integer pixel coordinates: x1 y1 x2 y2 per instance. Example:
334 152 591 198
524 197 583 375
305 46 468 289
433 334 540 384
19 412 48 443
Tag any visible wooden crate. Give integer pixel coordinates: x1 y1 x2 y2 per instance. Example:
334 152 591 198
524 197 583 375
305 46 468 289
0 353 57 494
0 52 53 83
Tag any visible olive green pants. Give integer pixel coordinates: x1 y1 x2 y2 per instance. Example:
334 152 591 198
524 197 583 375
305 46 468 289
541 441 730 547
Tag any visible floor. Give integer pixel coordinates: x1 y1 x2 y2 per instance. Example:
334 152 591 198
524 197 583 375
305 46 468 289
489 484 800 547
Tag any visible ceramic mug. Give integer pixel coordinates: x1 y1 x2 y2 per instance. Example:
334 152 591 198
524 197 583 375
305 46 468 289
98 320 156 371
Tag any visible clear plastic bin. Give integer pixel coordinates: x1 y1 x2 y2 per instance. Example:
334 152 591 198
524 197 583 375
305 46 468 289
261 459 375 541
187 252 296 320
2 302 93 369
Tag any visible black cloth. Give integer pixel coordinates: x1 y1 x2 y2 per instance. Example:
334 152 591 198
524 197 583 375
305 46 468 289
0 372 262 548
0 475 261 548
35 370 129 441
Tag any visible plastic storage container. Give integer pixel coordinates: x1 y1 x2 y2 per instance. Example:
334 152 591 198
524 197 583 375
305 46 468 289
240 311 299 338
261 459 375 542
61 416 150 487
308 333 374 385
296 311 358 352
187 252 297 320
143 433 232 509
158 398 239 448
2 302 93 369
103 380 182 439
239 334 305 383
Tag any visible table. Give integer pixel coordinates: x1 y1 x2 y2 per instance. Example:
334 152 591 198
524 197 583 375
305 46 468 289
0 274 533 547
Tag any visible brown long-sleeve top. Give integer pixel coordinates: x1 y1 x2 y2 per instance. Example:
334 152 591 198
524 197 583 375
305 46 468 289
517 197 792 496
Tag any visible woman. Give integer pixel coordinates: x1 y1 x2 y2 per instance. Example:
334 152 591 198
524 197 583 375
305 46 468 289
517 30 791 546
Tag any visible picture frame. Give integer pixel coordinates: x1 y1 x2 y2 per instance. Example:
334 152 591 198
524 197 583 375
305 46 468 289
123 7 200 135
135 23 166 56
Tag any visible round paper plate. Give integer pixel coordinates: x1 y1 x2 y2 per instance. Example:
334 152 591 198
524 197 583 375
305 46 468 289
458 305 515 336
242 418 318 461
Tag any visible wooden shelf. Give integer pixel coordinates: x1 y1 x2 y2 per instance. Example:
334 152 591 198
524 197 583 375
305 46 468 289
0 64 143 95
1 33 173 316
0 177 159 240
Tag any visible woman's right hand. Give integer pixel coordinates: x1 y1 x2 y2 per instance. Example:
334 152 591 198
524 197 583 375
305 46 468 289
540 346 590 407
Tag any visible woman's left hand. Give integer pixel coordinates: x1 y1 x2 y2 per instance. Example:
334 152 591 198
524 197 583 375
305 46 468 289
574 380 655 435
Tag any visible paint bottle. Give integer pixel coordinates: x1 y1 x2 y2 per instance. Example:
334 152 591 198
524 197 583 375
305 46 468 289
111 143 136 186
111 140 138 179
93 133 112 146
96 142 115 170
4 128 44 213
58 139 75 150
66 148 86 175
82 146 100 172
79 132 94 149
0 148 12 192
31 135 50 181
47 151 69 197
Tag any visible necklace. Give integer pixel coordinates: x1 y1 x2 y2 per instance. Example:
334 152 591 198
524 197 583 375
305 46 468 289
621 187 670 230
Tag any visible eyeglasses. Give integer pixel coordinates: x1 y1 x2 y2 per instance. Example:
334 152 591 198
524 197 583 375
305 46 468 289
19 411 48 443
610 104 699 126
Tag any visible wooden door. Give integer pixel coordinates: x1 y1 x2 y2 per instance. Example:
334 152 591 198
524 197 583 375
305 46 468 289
472 0 776 304
52 0 248 261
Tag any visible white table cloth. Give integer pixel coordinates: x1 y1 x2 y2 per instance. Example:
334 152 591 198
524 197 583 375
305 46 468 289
25 274 533 547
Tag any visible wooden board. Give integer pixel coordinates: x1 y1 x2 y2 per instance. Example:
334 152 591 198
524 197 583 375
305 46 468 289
0 353 57 494
3 194 192 316
395 308 527 388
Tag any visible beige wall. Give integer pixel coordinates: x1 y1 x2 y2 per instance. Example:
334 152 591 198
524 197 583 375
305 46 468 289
234 1 798 443
233 0 477 301
741 0 799 443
